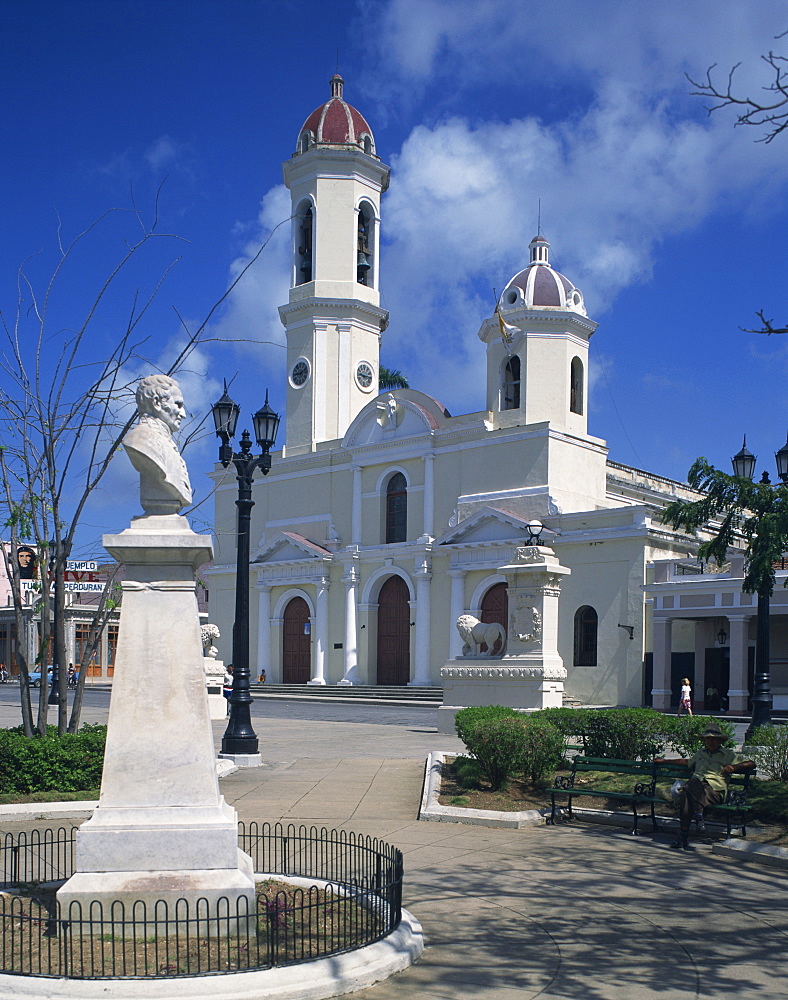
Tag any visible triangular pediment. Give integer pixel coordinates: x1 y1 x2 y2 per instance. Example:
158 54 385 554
436 506 536 546
253 531 332 564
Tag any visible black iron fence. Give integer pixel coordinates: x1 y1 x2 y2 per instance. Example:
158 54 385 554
0 822 404 979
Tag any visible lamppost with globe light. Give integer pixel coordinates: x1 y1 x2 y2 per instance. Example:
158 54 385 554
211 384 280 764
731 433 788 738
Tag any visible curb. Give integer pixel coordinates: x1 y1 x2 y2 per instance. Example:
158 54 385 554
712 838 788 869
419 752 548 828
418 753 788 868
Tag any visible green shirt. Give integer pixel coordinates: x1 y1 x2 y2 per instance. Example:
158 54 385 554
688 747 745 793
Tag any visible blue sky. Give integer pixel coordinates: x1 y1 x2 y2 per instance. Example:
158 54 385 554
2 0 788 555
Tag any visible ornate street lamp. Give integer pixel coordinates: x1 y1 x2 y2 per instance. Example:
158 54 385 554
732 434 788 737
526 520 543 545
731 437 757 480
212 384 280 763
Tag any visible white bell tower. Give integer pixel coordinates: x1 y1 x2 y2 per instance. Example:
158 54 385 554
478 234 598 437
279 75 390 456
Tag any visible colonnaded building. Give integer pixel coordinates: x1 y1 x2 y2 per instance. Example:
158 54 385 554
208 76 788 713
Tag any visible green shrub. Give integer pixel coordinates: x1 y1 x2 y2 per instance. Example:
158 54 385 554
664 715 736 759
452 755 485 790
517 717 565 785
0 725 105 794
746 724 788 781
457 715 530 791
454 706 521 746
536 707 593 743
582 708 667 760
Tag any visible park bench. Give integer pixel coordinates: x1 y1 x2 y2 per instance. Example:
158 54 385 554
548 756 657 834
549 756 756 838
637 761 755 838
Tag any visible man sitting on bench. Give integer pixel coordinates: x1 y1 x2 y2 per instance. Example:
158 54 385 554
655 723 754 851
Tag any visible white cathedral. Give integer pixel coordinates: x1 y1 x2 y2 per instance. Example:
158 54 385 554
208 76 788 713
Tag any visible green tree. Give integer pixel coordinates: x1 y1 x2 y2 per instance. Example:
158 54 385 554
378 365 409 391
663 456 788 733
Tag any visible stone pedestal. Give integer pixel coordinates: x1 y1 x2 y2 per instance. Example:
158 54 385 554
58 514 255 933
438 544 570 734
204 655 227 720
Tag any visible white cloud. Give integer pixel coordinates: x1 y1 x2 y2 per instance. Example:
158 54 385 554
144 136 183 173
361 3 788 414
205 184 291 384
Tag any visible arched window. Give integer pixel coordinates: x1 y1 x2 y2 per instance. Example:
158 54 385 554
570 356 584 415
385 472 407 543
357 204 373 285
574 606 598 666
502 356 521 410
297 205 313 284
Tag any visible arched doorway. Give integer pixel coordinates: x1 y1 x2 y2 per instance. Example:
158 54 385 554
480 582 508 655
283 596 311 683
376 576 410 684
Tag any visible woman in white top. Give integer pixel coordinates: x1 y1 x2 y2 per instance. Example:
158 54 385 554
678 677 693 716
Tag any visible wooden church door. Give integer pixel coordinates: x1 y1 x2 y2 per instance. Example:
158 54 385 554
480 583 508 654
282 596 311 683
376 576 411 684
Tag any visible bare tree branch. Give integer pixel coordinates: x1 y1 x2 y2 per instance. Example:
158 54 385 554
687 30 788 143
740 309 788 336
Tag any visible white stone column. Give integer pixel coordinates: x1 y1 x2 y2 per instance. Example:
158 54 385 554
423 454 434 538
351 465 362 545
255 584 272 684
410 560 432 686
270 617 283 683
338 565 359 685
448 570 466 659
309 577 329 685
727 614 751 713
651 617 673 712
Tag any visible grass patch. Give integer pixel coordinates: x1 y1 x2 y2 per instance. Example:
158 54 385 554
0 878 379 977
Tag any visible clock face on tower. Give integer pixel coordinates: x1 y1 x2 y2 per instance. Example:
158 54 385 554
355 361 375 392
290 358 310 388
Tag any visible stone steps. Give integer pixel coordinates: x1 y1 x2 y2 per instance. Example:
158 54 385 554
250 683 443 703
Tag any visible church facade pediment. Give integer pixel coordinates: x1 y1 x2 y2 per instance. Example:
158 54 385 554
436 506 537 547
342 389 450 450
253 531 332 565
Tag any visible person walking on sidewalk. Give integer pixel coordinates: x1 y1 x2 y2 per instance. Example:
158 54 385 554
678 677 693 716
656 723 754 851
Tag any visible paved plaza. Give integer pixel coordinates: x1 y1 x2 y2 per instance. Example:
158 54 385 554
1 689 787 998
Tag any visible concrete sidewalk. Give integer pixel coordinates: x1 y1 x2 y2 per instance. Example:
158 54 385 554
214 721 788 1000
2 703 787 997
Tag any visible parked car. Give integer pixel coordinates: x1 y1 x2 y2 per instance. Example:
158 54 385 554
27 667 54 687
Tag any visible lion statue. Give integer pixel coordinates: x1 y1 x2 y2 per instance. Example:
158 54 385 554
200 623 220 658
456 614 507 658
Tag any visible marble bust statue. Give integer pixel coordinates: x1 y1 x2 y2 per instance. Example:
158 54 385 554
123 374 192 514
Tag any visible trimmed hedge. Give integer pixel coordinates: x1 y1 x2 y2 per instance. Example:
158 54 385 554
453 707 564 790
535 708 735 760
455 707 742 790
0 725 106 794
